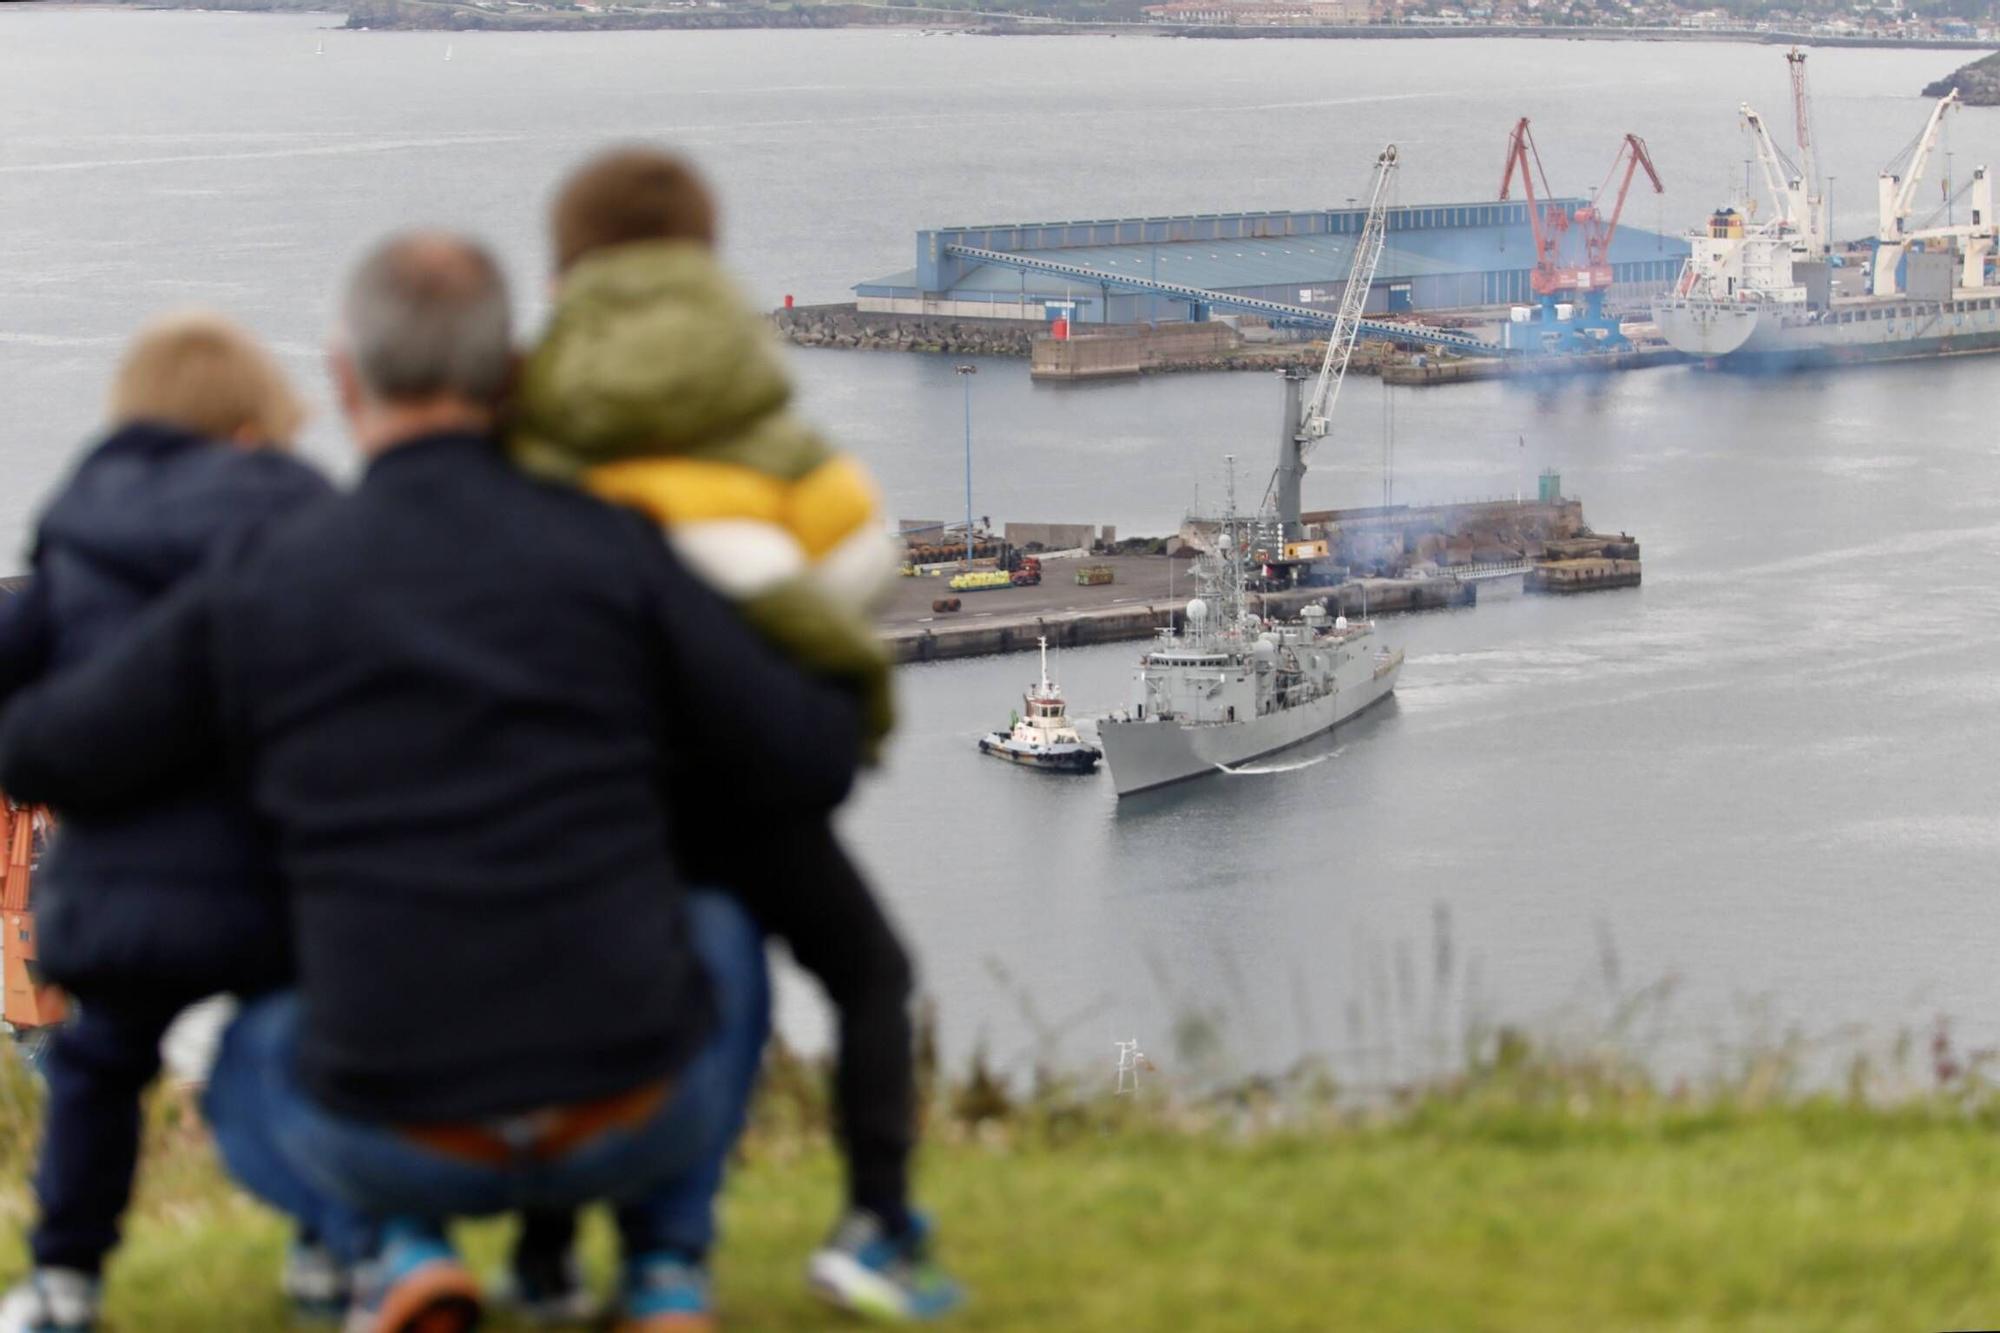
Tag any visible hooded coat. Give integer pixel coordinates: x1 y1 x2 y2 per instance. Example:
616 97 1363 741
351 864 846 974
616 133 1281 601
509 242 895 744
0 422 329 1001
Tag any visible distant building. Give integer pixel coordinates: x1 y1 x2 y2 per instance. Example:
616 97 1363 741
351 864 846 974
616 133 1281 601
855 199 1689 325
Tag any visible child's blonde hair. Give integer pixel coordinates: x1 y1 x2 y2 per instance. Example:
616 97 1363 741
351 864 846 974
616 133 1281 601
108 311 305 446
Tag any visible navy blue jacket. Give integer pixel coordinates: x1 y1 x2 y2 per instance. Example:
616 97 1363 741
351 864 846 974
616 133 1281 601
0 433 861 1122
0 422 330 1002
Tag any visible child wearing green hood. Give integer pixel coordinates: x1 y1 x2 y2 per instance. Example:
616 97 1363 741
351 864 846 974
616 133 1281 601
503 148 959 1327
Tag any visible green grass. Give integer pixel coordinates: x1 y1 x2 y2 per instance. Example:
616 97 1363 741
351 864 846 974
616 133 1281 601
11 1043 2000 1332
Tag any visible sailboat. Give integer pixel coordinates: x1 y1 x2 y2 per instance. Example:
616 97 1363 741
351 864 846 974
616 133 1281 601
444 43 454 61
315 36 324 55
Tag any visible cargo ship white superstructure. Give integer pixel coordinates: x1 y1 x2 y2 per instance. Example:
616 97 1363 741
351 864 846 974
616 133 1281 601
1654 57 2000 367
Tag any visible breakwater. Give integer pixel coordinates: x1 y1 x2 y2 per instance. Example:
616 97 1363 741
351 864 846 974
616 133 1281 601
775 303 1385 376
775 303 1037 358
878 498 1641 664
884 575 1471 664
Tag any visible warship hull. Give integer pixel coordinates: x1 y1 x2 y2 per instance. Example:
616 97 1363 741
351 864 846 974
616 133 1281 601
1098 651 1401 797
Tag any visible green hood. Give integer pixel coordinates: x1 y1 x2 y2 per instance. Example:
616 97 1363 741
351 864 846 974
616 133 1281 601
511 241 824 482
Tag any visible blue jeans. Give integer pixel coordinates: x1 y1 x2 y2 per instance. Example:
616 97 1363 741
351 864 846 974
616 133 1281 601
202 891 770 1261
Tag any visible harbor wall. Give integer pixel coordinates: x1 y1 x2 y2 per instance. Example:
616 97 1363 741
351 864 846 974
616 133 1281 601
885 577 1472 664
1004 522 1116 549
1029 324 1241 380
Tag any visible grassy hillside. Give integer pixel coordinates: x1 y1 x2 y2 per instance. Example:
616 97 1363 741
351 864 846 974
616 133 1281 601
9 1043 2000 1330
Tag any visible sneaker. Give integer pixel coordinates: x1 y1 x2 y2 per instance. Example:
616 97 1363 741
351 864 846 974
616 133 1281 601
490 1254 602 1326
615 1252 714 1332
283 1241 353 1322
0 1270 97 1333
341 1226 481 1333
807 1210 963 1322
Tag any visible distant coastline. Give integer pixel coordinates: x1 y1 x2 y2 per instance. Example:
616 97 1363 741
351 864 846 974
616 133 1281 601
347 5 2000 48
36 0 2000 49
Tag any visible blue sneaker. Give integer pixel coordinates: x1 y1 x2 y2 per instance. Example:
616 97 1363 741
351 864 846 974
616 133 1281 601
282 1240 352 1322
807 1210 963 1322
616 1252 713 1331
0 1269 97 1333
342 1226 481 1333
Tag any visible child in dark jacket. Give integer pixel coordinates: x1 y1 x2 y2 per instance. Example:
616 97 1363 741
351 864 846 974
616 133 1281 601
498 148 959 1324
0 314 340 1333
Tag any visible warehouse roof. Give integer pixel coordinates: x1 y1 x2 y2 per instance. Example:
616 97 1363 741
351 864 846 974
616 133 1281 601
858 216 1686 299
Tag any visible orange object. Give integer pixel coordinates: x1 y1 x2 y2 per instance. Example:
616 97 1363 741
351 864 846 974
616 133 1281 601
2 798 66 1034
400 1077 671 1167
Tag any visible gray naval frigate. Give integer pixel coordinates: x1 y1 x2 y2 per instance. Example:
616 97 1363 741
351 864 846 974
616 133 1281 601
1095 494 1403 798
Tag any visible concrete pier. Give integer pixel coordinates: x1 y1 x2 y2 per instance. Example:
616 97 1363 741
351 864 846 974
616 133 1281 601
879 554 1472 664
1525 558 1643 593
877 497 1640 664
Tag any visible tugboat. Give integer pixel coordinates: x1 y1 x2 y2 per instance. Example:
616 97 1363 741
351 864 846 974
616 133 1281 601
978 638 1102 774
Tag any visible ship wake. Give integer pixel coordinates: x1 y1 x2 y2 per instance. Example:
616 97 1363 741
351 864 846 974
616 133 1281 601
1215 746 1344 777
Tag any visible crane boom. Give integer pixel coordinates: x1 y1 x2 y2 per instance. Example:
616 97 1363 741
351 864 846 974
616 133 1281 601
1269 144 1398 535
1888 90 1959 228
1787 48 1821 246
1874 89 1961 294
1740 103 1798 228
1301 144 1399 450
1582 132 1663 271
1499 117 1564 295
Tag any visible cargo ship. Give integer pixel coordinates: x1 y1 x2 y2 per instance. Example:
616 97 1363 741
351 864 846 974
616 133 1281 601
1654 58 2000 367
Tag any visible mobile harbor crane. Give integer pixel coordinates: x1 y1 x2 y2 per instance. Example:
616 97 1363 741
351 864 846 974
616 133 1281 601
1499 118 1664 352
1270 144 1399 538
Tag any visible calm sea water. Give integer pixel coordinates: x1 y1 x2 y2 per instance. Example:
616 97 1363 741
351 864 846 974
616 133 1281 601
3 10 1998 1083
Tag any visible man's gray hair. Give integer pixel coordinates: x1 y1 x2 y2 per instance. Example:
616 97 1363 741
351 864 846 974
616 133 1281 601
342 232 513 406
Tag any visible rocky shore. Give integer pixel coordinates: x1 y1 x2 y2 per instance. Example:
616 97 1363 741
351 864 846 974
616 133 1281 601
1924 50 2000 104
772 304 1036 358
771 303 1394 376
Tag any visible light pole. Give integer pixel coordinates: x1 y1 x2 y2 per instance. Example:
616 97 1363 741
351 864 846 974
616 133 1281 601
955 364 978 564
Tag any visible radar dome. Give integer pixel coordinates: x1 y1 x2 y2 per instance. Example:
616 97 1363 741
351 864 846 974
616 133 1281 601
1333 614 1349 630
1254 639 1278 663
1185 598 1209 625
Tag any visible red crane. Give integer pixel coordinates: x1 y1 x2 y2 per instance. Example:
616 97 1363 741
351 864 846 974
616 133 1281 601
1498 117 1570 298
1502 119 1663 298
1576 133 1664 290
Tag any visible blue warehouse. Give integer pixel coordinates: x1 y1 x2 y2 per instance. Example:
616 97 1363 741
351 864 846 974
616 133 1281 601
856 199 1690 327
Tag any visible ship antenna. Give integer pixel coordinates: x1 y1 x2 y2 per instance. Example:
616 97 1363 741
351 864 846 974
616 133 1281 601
1038 635 1050 695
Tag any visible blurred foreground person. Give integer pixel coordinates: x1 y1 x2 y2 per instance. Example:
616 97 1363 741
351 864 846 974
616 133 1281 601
0 232 864 1333
505 146 959 1322
0 315 336 1333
